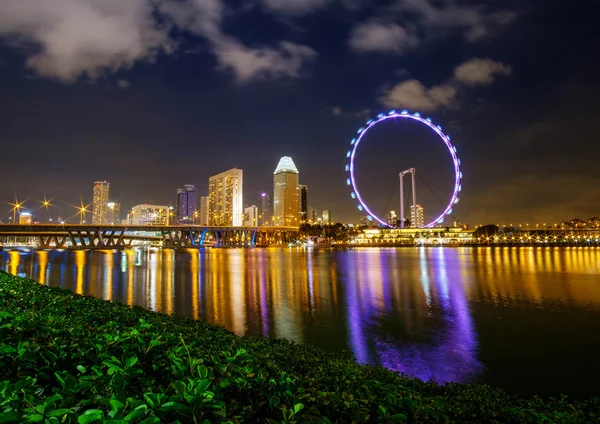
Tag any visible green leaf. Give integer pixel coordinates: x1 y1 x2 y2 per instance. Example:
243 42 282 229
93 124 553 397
78 409 104 424
26 414 44 422
123 404 147 422
47 409 71 418
110 399 125 412
198 365 208 379
391 413 408 422
77 365 87 374
195 379 211 395
294 403 304 414
126 356 138 368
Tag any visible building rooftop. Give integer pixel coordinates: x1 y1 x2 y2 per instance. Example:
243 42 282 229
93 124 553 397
274 156 299 174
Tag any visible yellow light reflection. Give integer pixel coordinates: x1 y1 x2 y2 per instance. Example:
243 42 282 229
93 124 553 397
74 250 86 294
36 251 49 285
8 251 20 276
125 250 135 306
190 250 199 320
104 252 113 301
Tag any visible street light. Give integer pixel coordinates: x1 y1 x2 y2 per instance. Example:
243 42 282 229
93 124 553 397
8 196 26 223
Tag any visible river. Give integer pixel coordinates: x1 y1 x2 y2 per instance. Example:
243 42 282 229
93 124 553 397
1 246 599 398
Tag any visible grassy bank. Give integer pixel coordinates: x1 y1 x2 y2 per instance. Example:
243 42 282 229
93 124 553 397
1 271 598 423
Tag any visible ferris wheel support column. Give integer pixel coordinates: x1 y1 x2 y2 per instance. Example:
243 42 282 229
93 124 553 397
399 172 405 228
411 169 417 228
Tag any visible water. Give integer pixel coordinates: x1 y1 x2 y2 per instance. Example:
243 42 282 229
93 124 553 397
1 247 600 398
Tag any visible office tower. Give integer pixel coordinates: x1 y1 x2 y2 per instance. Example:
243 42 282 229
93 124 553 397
260 192 272 226
199 196 209 226
208 168 243 226
273 156 299 227
176 184 197 224
299 184 308 223
19 212 32 224
131 205 169 225
107 202 120 225
322 210 331 224
410 204 424 228
92 181 109 224
244 205 259 226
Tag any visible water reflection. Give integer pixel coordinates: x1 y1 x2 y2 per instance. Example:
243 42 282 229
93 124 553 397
2 247 600 397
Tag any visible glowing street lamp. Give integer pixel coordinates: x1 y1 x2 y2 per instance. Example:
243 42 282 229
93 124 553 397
8 196 26 223
72 201 91 225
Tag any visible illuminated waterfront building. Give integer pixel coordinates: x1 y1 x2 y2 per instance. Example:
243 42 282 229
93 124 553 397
208 168 243 226
199 196 209 226
273 157 299 227
410 204 424 228
92 181 110 224
244 205 259 226
299 184 308 223
176 184 197 224
131 204 169 225
19 212 32 224
322 210 331 224
107 202 120 225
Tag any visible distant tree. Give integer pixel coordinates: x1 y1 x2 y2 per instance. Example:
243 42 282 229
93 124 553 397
473 224 500 237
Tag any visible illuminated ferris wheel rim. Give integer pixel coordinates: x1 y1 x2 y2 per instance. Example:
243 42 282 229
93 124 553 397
345 110 463 228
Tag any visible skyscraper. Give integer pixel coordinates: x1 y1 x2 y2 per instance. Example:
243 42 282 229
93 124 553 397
208 168 243 226
410 204 424 228
299 184 308 223
92 181 109 224
322 210 331 224
107 202 120 225
273 156 299 227
199 196 209 226
176 184 197 224
260 192 272 226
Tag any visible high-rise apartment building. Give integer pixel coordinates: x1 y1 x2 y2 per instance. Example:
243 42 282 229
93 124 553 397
199 196 209 226
208 168 243 226
273 157 299 227
131 204 169 226
92 181 109 224
107 202 121 225
176 184 197 224
299 184 308 223
387 210 397 226
410 204 424 228
244 205 259 226
260 192 272 226
322 210 331 225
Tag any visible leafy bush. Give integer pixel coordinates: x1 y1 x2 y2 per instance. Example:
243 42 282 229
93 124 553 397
1 270 598 423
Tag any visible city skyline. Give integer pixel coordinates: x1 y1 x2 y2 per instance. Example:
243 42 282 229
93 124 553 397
0 1 598 224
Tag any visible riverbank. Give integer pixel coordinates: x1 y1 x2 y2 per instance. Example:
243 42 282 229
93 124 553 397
1 271 599 423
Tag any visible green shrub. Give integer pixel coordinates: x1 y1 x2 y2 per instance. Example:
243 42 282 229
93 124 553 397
1 270 598 423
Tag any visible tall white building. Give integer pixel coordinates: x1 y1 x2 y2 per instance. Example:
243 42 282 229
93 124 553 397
273 157 299 227
199 196 209 226
131 204 169 226
92 181 109 224
208 168 243 226
410 204 424 228
244 205 259 226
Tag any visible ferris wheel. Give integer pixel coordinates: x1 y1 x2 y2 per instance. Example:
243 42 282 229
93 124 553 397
345 110 462 228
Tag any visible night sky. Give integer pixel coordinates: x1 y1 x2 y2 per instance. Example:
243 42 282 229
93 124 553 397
0 0 598 225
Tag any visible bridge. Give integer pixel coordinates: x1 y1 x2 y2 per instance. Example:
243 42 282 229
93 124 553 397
0 224 299 249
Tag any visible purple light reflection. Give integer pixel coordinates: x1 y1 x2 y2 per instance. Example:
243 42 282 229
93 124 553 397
344 249 482 385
